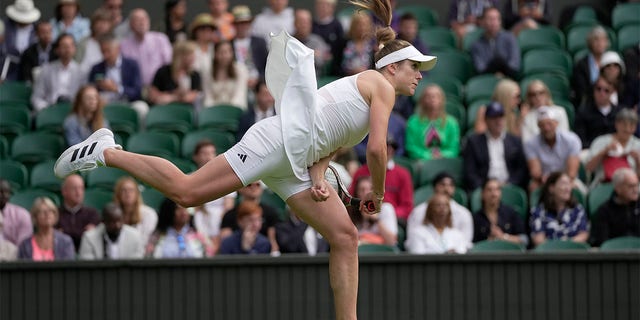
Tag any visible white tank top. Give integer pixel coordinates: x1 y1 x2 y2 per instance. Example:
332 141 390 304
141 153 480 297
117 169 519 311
313 73 371 160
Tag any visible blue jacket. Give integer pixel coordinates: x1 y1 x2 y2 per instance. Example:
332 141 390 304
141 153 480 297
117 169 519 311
89 56 142 101
219 230 271 255
18 230 76 261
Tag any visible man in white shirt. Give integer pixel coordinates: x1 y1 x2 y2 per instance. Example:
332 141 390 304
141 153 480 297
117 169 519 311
250 0 295 43
407 172 474 243
30 33 84 112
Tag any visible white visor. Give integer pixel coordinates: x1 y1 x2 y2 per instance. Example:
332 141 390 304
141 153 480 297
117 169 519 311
374 45 437 71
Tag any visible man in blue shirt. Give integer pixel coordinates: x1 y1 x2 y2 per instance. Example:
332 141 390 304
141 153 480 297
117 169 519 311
470 7 520 79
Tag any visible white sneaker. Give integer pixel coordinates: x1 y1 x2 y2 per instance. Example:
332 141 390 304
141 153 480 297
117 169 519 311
54 128 122 178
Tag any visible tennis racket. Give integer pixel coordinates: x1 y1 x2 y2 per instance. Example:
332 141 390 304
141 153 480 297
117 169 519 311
325 165 376 212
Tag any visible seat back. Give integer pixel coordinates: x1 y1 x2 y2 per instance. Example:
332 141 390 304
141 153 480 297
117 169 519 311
522 49 572 76
357 244 399 254
197 104 244 133
126 131 180 158
428 50 473 83
0 159 29 191
518 26 565 53
588 183 614 218
181 130 236 158
418 27 456 51
29 160 63 193
465 74 500 105
104 104 139 138
83 188 114 212
146 104 194 136
0 81 32 103
11 132 65 165
534 240 590 251
600 236 640 251
10 188 60 210
395 5 438 29
469 240 524 252
416 157 464 188
0 106 30 139
617 24 640 52
612 3 640 30
86 167 131 191
35 103 72 134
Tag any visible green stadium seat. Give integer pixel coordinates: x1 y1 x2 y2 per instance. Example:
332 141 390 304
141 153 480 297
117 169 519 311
29 160 62 193
181 130 235 159
261 189 287 221
86 167 130 191
418 27 456 51
600 236 640 251
393 156 419 187
617 24 640 52
83 188 113 212
10 188 60 210
415 157 463 188
413 185 467 207
518 26 565 53
571 6 598 24
168 156 196 174
428 49 474 83
104 104 139 140
465 74 500 104
588 183 613 218
0 106 30 141
141 186 165 212
0 135 7 159
470 184 528 219
466 99 490 130
317 76 339 88
126 131 180 158
612 3 640 30
534 240 590 251
445 100 466 133
35 103 72 134
0 159 28 191
469 240 524 252
11 132 65 166
0 81 32 103
146 104 194 137
554 99 576 130
414 75 464 104
462 28 484 51
198 104 244 133
357 243 399 254
396 5 438 29
521 49 572 76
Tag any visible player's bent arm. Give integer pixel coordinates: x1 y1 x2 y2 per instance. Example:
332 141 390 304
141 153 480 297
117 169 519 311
365 76 395 197
309 151 337 185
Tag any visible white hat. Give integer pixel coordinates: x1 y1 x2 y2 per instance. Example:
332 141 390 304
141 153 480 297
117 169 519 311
600 51 626 74
6 0 41 25
537 106 558 122
375 45 437 71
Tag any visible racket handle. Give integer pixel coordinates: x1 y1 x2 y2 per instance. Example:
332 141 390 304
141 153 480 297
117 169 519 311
364 200 375 212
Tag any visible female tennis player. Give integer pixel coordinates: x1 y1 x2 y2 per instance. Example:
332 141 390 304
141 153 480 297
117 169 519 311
54 0 436 318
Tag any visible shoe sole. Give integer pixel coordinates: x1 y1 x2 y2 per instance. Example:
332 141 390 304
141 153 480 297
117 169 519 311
54 128 114 178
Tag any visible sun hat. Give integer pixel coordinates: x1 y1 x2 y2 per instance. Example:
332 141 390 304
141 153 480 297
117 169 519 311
232 5 253 23
189 13 217 37
6 0 41 24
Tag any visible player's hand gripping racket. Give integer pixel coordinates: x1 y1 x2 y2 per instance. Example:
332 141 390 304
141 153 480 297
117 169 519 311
325 165 376 212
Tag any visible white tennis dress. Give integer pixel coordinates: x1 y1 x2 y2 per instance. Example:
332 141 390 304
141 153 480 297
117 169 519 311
224 31 371 200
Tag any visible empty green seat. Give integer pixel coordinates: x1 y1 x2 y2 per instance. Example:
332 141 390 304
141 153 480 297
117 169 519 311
617 24 640 52
198 104 244 132
0 106 30 140
418 27 456 50
414 75 464 104
522 49 572 76
0 159 28 191
554 99 576 130
126 131 180 158
83 188 113 211
35 103 72 134
518 26 565 53
588 183 614 218
104 104 139 139
428 50 473 83
358 244 399 254
415 157 463 188
86 167 130 191
396 5 438 29
612 3 640 30
571 6 598 24
10 188 60 210
181 130 235 158
11 132 65 165
393 156 419 187
534 240 590 251
29 160 62 193
0 81 32 103
465 74 500 104
168 156 196 173
466 99 490 130
469 240 524 252
600 236 640 251
146 104 194 136
445 100 466 133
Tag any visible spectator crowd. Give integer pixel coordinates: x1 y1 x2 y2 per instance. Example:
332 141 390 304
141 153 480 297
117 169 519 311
0 0 639 261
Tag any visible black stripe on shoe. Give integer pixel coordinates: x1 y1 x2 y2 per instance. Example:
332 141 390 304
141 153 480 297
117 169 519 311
79 145 89 158
87 142 98 155
71 148 80 162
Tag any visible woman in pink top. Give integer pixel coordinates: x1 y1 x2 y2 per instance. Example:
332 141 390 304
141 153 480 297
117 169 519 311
18 197 75 261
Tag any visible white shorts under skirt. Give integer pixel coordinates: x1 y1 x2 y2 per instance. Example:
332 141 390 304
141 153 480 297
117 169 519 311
223 116 312 201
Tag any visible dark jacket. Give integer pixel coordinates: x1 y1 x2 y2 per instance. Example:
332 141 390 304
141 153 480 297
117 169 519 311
19 42 57 82
463 132 529 191
590 193 640 247
18 230 76 260
3 18 37 81
572 55 592 106
89 56 143 101
473 204 526 243
575 100 619 148
275 217 329 254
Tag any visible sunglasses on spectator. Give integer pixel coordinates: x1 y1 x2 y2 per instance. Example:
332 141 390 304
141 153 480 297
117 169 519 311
528 90 546 97
594 86 612 94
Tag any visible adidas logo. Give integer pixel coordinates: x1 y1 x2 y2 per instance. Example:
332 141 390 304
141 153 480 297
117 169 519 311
71 142 98 162
237 153 248 163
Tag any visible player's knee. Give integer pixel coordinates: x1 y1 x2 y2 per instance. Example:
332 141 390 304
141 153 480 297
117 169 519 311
328 224 359 250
